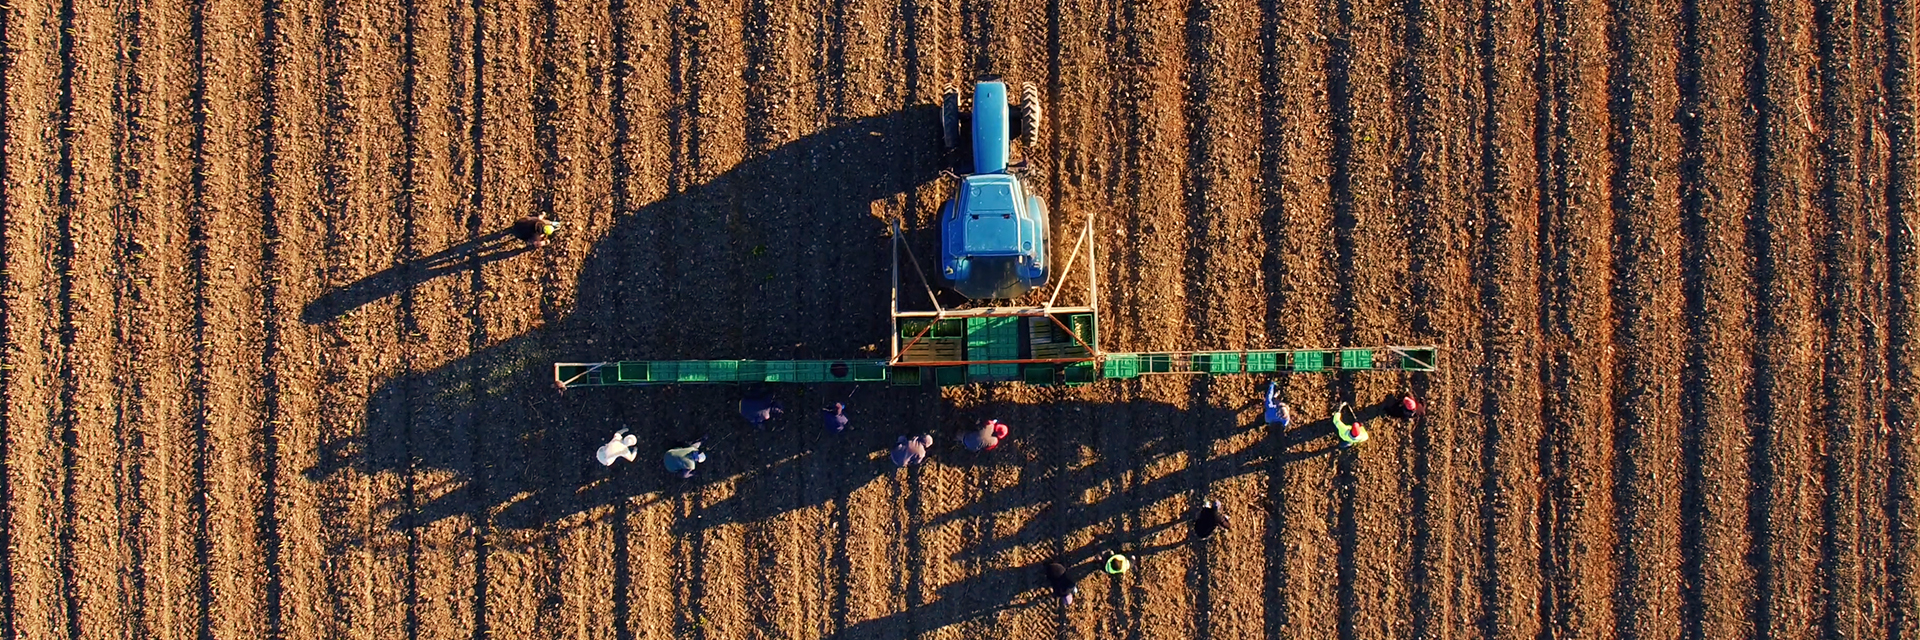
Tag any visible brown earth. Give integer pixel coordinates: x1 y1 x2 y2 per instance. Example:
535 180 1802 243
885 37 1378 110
1 0 1917 636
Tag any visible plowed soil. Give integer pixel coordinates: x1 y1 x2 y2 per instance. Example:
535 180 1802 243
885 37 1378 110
3 0 1918 636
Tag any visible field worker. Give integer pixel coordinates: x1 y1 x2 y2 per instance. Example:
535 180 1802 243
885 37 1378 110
1044 562 1078 606
595 428 639 466
960 419 1010 452
1389 393 1424 419
822 402 849 433
1333 402 1369 448
891 434 934 467
510 214 560 248
1191 500 1230 540
1102 551 1131 575
739 393 784 428
1264 381 1292 427
664 441 707 478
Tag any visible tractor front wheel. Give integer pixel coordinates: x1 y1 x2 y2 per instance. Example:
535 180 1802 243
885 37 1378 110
941 86 963 150
1018 82 1042 148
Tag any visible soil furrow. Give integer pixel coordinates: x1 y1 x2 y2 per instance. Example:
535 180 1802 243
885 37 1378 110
307 0 383 633
1534 0 1621 632
1254 0 1339 633
106 0 169 635
1881 0 1920 633
389 0 426 632
1673 0 1759 631
53 0 142 633
1603 0 1684 633
1398 0 1475 632
254 0 330 633
1468 0 1547 631
1329 0 1419 623
1812 0 1870 633
191 0 273 633
52 0 84 632
1850 3 1895 636
0 0 69 635
1745 0 1822 632
256 0 290 633
0 0 16 623
182 0 220 634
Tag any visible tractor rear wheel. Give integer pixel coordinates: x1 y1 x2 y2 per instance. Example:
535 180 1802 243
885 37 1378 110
941 86 963 150
1019 82 1042 147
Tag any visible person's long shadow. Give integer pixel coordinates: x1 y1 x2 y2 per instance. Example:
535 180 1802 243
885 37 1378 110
818 564 1041 640
938 404 1342 565
304 106 947 531
302 229 533 323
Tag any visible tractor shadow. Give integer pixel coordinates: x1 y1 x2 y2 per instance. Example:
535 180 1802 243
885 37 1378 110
304 106 952 530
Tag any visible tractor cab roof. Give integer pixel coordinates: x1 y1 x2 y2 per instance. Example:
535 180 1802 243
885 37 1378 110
957 175 1025 255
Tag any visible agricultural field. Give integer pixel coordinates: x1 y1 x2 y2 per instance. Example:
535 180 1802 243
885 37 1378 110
1 0 1917 635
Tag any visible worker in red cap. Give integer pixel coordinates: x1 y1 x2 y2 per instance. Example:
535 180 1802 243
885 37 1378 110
1333 402 1368 448
960 419 1010 452
1389 393 1424 419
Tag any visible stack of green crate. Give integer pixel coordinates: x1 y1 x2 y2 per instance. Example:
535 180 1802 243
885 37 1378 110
966 317 1020 380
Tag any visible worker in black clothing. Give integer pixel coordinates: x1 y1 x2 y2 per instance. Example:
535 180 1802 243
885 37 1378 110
510 215 560 248
1192 500 1229 540
1044 562 1078 606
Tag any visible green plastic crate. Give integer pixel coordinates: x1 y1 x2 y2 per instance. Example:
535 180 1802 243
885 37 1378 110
616 361 650 382
556 364 593 384
1204 351 1243 374
968 363 1019 380
966 317 1020 360
1104 353 1140 379
761 361 806 383
736 361 767 382
673 361 712 382
890 367 923 386
935 366 967 386
1064 362 1098 385
1340 349 1373 370
851 362 889 381
1023 364 1059 386
1399 348 1437 371
1069 314 1096 347
1292 350 1325 372
1244 351 1279 373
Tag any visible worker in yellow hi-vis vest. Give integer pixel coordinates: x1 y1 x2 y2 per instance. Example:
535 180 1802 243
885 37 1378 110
1332 402 1369 448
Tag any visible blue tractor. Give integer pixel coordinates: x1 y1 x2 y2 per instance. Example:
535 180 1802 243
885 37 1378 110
938 79 1048 300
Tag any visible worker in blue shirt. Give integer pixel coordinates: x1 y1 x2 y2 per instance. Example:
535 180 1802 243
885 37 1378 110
822 402 849 433
1264 381 1292 427
739 393 784 427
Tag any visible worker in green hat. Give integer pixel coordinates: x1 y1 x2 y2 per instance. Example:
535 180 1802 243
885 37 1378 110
1333 402 1368 448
